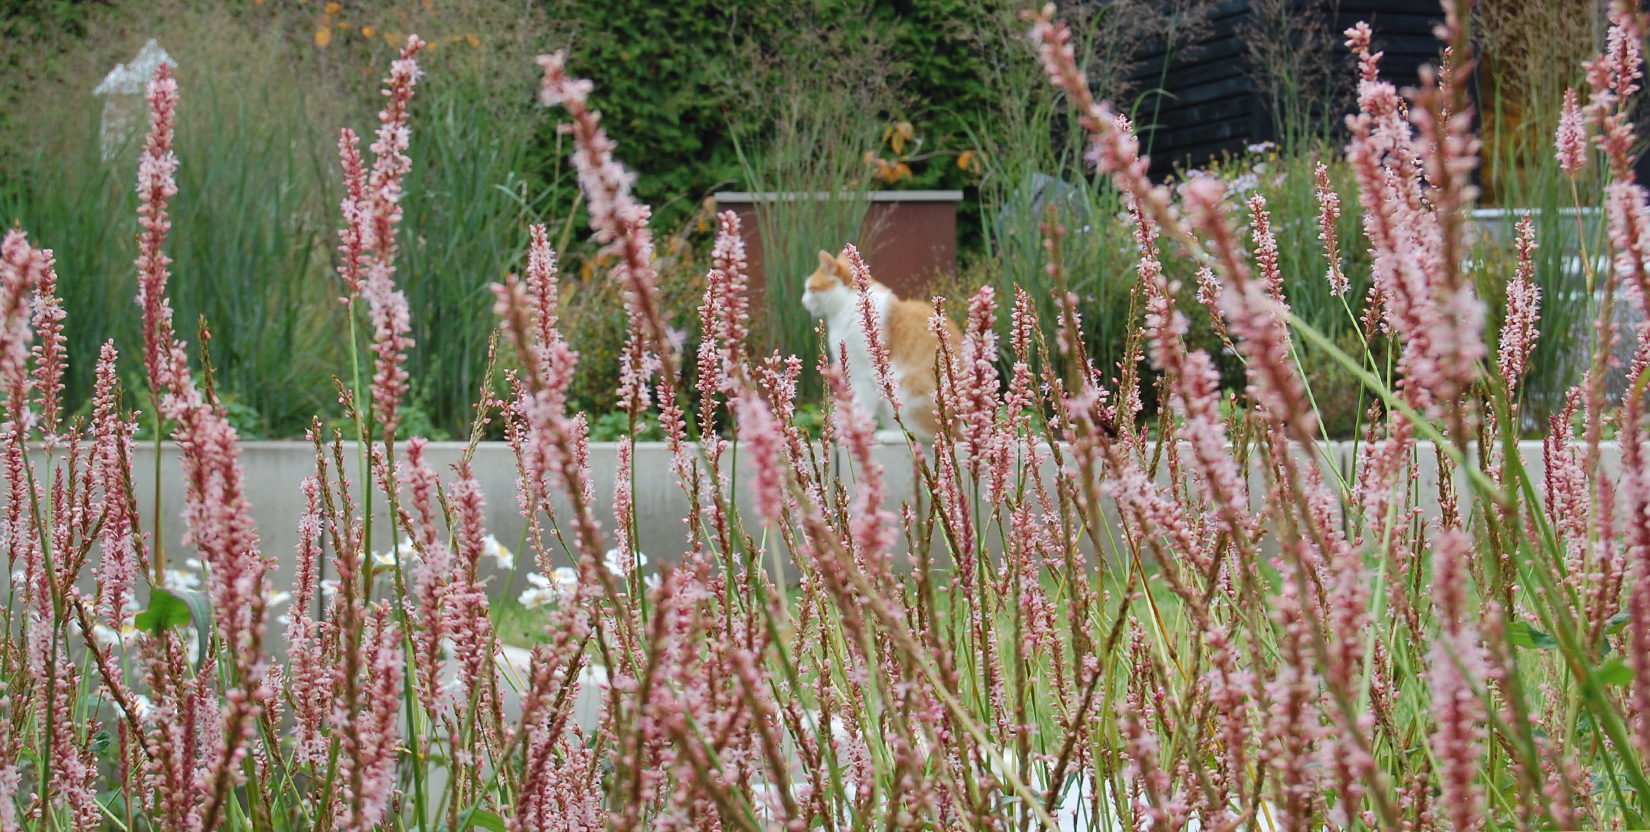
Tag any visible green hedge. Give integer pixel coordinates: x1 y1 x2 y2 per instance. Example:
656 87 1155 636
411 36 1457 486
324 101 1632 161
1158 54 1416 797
537 0 992 246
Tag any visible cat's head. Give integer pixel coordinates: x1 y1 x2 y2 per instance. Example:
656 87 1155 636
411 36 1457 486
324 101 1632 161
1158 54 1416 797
802 250 860 318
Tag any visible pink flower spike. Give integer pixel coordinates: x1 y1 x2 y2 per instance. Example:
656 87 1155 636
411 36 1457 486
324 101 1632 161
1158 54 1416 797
1315 163 1348 296
348 37 425 438
0 230 48 416
29 247 66 442
536 49 678 376
92 342 140 629
334 603 406 832
286 474 331 766
1430 530 1488 832
1556 88 1589 177
336 128 369 296
734 391 786 527
135 62 180 399
845 244 900 411
825 363 896 573
1498 216 1541 391
710 210 751 366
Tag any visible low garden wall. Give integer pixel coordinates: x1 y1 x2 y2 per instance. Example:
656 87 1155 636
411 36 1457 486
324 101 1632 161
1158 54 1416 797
107 438 1589 603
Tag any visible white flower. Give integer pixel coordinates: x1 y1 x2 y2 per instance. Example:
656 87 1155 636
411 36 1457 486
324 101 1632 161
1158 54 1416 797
183 626 200 665
185 558 204 571
1229 171 1260 193
162 569 199 591
519 568 579 609
602 548 647 577
121 694 154 720
644 572 661 592
370 540 419 567
482 535 514 571
1175 168 1216 197
552 567 578 596
1246 140 1276 154
320 579 340 600
518 574 558 609
92 624 120 650
265 590 292 609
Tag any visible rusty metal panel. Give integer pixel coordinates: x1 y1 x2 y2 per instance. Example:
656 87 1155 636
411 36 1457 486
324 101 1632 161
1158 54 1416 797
715 191 960 307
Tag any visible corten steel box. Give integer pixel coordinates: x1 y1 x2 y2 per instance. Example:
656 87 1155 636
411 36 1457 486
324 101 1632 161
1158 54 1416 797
713 190 962 303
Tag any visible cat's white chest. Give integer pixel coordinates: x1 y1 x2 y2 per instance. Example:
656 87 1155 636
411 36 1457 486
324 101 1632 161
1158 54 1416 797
823 290 888 362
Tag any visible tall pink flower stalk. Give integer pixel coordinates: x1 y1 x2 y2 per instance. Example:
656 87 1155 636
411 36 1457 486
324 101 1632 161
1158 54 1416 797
1499 217 1542 393
341 36 424 439
1430 530 1488 832
1315 163 1348 296
29 248 65 445
1130 203 1254 541
1342 22 1479 420
1556 88 1589 177
537 51 677 374
135 63 180 399
127 62 274 832
1 232 48 611
333 604 405 832
92 342 141 632
284 473 331 767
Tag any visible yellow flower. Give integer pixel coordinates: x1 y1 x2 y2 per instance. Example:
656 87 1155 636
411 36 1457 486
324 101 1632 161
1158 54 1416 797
466 33 480 47
361 24 375 37
324 1 341 12
886 121 915 155
315 27 332 47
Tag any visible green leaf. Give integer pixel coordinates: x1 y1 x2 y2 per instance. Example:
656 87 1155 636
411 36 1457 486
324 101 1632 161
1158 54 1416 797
1596 657 1635 687
1507 622 1558 650
134 589 192 634
1606 609 1630 635
457 809 506 832
134 588 213 668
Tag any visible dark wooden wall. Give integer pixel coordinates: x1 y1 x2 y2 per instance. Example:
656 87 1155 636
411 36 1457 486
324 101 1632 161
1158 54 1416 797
1123 0 1449 178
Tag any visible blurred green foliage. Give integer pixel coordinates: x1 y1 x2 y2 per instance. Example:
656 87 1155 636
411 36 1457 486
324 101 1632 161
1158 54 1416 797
0 0 1600 440
539 0 992 241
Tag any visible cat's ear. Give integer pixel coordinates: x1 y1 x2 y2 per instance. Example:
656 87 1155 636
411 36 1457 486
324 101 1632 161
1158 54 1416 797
817 250 837 270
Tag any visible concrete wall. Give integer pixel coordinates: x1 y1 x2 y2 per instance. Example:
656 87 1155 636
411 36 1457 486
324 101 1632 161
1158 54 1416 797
16 438 1599 644
106 438 1588 582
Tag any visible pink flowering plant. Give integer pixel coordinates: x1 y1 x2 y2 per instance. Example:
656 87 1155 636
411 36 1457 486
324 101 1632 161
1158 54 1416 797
2 2 1650 830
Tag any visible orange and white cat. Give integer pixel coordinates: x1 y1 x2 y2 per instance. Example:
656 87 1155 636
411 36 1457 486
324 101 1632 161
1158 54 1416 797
802 249 960 440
